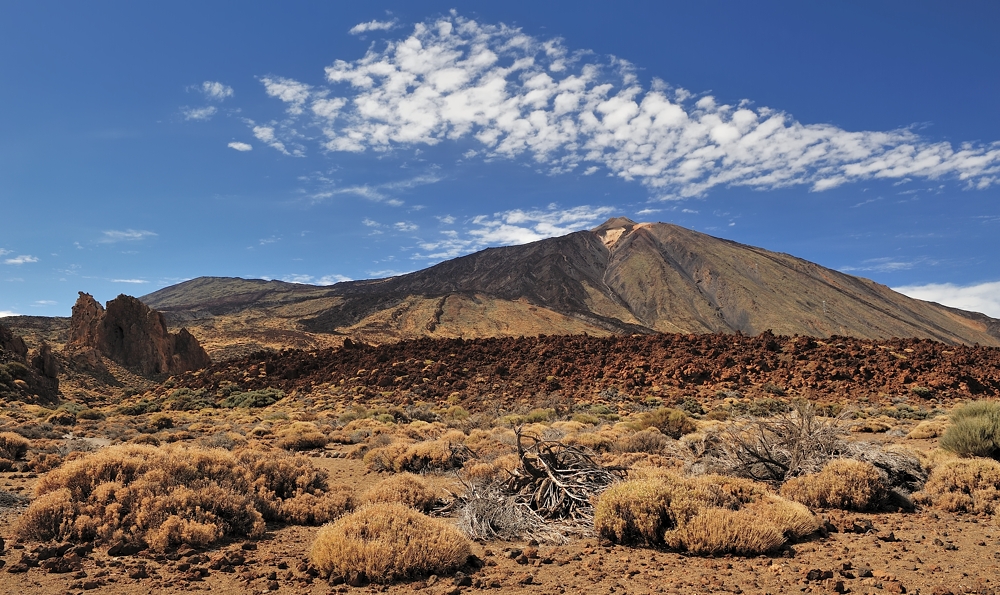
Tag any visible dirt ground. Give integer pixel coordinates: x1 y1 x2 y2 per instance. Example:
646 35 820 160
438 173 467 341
2 442 998 595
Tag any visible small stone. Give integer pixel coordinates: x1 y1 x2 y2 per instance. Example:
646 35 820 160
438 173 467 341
266 579 279 591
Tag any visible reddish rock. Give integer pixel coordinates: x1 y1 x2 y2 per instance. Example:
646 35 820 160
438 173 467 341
66 292 210 377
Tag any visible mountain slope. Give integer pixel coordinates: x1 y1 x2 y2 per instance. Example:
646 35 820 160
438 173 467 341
141 218 1000 354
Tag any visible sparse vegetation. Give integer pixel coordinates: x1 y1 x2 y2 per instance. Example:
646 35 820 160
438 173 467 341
14 444 355 550
780 459 888 511
594 473 817 554
914 457 1000 514
309 503 472 583
939 400 1000 459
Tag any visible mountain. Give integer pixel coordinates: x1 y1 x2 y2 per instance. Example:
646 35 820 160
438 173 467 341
140 218 1000 356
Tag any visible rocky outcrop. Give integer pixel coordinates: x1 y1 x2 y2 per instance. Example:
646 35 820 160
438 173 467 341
66 293 211 377
0 322 59 403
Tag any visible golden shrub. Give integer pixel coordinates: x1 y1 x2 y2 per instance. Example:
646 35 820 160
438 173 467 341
751 496 820 539
309 503 471 583
362 473 438 512
0 431 29 460
593 479 677 545
279 486 356 524
594 473 816 554
275 421 329 451
16 444 353 549
363 440 412 472
665 508 785 555
780 459 888 511
907 419 949 439
563 431 616 453
914 457 1000 514
393 439 468 473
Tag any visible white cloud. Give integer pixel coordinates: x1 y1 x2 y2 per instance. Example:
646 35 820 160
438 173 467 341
394 221 418 232
840 256 926 273
415 204 615 260
282 274 352 285
183 106 218 121
349 19 398 35
894 281 1000 318
101 229 157 243
261 77 312 115
305 172 442 204
0 249 9 256
111 279 149 284
4 255 38 265
252 125 290 155
437 215 456 224
200 81 234 101
634 208 660 216
0 310 20 317
228 141 253 151
251 14 1000 198
33 300 56 306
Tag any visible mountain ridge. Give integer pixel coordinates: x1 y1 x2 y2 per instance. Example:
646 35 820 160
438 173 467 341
136 219 1000 355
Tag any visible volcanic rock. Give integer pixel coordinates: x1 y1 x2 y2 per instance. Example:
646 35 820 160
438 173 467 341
0 321 60 403
66 292 210 377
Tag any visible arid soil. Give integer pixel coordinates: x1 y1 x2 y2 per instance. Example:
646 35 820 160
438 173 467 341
173 332 1000 411
2 446 999 595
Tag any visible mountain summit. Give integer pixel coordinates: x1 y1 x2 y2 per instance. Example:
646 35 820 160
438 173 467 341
142 219 1000 355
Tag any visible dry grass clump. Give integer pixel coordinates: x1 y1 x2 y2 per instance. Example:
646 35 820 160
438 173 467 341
780 459 888 511
628 407 696 439
361 473 438 512
614 428 672 454
394 439 472 473
913 457 1000 515
309 503 471 583
562 430 616 453
907 418 949 439
0 431 29 460
594 473 817 555
276 421 329 451
15 444 355 550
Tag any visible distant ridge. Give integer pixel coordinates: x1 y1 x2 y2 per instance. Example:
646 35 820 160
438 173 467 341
140 219 1000 355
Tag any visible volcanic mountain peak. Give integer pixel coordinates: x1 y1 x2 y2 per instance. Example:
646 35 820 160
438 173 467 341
138 219 1000 355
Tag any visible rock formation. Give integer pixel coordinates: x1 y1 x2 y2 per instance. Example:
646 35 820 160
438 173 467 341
0 321 59 403
66 292 211 377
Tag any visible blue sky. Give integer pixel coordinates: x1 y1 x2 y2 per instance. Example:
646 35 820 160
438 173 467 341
2 1 999 318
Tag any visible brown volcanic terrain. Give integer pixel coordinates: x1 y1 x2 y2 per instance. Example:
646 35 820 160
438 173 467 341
172 332 1000 412
140 218 1000 357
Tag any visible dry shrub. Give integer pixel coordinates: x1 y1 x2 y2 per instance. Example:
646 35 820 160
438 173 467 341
913 458 1000 514
563 430 616 453
0 431 29 460
16 444 355 550
362 473 438 512
850 418 893 433
665 508 785 555
280 486 356 524
615 428 672 454
594 473 816 555
908 419 949 439
780 459 888 511
309 503 471 583
276 422 329 451
362 440 412 471
629 408 696 439
393 439 471 473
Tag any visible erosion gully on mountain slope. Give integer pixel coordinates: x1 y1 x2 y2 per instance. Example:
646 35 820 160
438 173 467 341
172 332 1000 411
